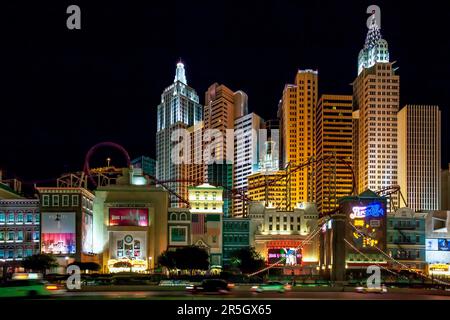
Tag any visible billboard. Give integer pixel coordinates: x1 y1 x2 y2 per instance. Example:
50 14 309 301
109 208 149 227
41 212 76 255
268 248 302 266
343 199 386 254
438 239 450 251
426 238 450 251
82 212 93 253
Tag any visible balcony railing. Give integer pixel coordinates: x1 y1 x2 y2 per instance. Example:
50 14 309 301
394 225 417 230
392 255 420 261
393 240 417 245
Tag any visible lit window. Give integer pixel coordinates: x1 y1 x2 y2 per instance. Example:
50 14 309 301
7 213 14 224
26 214 33 223
16 213 23 224
52 195 59 207
62 195 69 207
72 195 79 206
42 195 50 207
0 213 4 224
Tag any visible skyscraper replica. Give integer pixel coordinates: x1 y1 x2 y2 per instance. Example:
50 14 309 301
352 15 400 208
279 69 318 207
315 94 353 214
398 105 441 211
156 62 203 207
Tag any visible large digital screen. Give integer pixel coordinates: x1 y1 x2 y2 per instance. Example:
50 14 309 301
109 208 149 226
426 238 450 251
343 199 386 254
438 239 450 251
41 212 76 255
268 248 302 266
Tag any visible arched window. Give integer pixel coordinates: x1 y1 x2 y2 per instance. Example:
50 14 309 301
170 213 177 221
180 213 187 221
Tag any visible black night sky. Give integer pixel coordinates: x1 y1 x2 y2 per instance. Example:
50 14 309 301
1 0 449 185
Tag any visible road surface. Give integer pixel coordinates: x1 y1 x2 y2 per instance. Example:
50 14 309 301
49 290 450 300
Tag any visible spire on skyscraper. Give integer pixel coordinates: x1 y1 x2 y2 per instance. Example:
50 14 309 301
357 14 390 75
174 59 187 85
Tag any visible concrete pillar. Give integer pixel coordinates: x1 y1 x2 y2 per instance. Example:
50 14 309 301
331 214 347 282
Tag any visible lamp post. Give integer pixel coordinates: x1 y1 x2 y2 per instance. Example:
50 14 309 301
65 256 69 272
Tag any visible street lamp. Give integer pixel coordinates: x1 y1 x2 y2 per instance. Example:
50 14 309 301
65 256 69 271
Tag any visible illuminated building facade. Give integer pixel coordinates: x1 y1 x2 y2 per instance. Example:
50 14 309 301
188 184 224 266
259 119 280 172
278 69 318 207
131 156 156 178
93 168 168 273
0 199 40 266
387 208 427 271
168 208 191 249
208 163 233 217
204 84 249 217
320 190 387 280
425 210 450 276
233 113 264 216
36 187 96 268
222 217 250 266
398 105 441 211
248 201 319 275
156 62 202 207
204 83 247 163
247 170 287 210
442 165 450 210
352 18 399 209
187 121 205 183
315 95 353 214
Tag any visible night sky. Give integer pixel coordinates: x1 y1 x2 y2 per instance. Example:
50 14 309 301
2 0 449 185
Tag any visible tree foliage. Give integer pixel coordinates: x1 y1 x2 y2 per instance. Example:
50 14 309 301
158 246 209 273
229 247 265 274
21 254 58 274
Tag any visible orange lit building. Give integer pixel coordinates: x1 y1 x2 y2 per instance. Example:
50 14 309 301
278 70 318 208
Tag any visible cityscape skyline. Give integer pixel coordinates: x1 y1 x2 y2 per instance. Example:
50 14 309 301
1 1 449 184
1 2 450 304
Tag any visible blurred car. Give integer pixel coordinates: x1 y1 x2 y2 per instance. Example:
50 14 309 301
355 284 387 294
43 281 67 295
251 281 292 293
159 279 191 287
186 279 232 294
0 277 50 299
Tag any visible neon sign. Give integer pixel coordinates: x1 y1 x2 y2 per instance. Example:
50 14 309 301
349 202 384 219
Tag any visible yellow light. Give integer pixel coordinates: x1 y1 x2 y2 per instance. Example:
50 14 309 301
354 220 364 227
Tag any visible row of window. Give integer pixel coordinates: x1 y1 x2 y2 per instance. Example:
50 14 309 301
269 216 301 223
192 203 219 210
269 224 301 231
0 231 40 242
0 248 37 259
42 194 80 207
0 213 39 225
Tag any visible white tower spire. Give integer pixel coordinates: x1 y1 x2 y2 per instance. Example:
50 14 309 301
174 59 187 85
